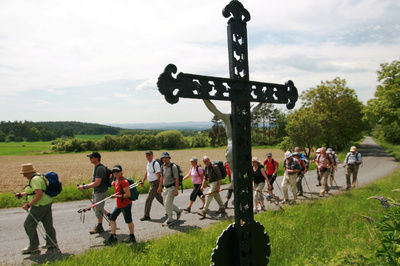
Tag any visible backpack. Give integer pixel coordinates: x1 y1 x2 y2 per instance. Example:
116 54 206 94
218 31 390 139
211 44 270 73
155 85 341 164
28 172 62 197
152 159 163 173
162 162 184 192
301 158 310 171
120 177 139 201
346 152 360 165
213 161 227 179
317 153 333 165
265 159 279 172
103 166 113 187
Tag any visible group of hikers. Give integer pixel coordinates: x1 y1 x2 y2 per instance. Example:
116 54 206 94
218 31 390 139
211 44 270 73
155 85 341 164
14 145 362 254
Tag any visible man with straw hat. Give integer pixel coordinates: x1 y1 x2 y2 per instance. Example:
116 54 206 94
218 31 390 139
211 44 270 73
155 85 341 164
344 146 363 189
14 163 58 254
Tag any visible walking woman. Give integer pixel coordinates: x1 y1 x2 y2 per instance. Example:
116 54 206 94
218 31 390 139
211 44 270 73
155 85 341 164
252 157 270 212
182 157 205 212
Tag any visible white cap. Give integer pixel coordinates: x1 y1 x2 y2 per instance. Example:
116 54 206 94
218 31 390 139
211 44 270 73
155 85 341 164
285 151 292 159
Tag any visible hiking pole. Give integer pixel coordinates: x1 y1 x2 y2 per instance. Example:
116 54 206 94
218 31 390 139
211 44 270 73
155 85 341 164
302 176 313 200
77 181 142 213
77 184 110 224
200 188 229 199
15 193 59 251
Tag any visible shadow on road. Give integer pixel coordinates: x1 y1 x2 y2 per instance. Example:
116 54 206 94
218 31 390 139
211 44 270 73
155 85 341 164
358 144 395 159
25 251 72 264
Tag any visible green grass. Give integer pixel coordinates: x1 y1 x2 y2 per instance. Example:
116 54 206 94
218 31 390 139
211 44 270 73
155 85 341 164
374 138 400 161
74 134 108 140
47 168 400 265
0 141 52 156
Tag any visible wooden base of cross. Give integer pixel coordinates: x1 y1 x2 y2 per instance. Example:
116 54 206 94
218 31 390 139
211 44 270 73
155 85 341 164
157 1 298 265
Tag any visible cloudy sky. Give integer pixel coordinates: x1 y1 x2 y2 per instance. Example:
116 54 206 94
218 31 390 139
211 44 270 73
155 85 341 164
0 0 399 124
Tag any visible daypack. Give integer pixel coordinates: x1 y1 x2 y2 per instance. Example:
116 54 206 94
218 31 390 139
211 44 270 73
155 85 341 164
27 172 62 197
152 159 163 173
301 158 310 171
213 161 227 179
161 162 184 192
103 166 113 187
120 177 139 201
265 159 279 172
317 153 333 165
346 152 360 165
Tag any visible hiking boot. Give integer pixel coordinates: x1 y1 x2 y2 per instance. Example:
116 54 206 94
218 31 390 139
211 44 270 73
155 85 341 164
46 246 61 254
162 220 174 226
123 234 136 244
103 234 118 246
89 224 104 234
281 199 289 204
260 206 266 212
266 194 273 200
176 209 183 220
198 210 206 219
140 216 151 221
297 192 303 196
216 207 226 214
21 246 40 255
199 206 204 210
184 207 191 213
316 183 321 187
224 201 228 208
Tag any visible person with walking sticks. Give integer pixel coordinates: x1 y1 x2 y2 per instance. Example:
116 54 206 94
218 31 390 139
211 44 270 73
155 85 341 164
14 163 59 254
77 152 110 234
140 150 164 221
103 165 136 245
263 152 279 200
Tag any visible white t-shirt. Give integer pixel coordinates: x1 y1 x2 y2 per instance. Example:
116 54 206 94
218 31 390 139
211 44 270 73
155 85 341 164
146 159 161 182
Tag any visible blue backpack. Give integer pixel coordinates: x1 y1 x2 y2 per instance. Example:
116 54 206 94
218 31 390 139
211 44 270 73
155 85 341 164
43 172 62 197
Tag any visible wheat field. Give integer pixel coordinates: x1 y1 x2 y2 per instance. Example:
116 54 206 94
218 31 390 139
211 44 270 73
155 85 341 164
0 148 284 192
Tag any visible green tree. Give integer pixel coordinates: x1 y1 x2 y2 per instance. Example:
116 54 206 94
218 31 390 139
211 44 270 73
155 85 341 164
0 130 5 142
301 77 365 150
367 60 400 143
285 108 323 158
156 130 189 149
209 116 226 147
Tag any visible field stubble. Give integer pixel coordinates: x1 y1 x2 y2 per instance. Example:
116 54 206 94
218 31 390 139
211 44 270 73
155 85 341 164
0 148 284 193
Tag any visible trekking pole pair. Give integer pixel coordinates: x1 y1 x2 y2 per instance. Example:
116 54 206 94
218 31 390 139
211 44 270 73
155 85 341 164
77 184 110 224
200 188 229 199
15 193 59 251
77 181 142 214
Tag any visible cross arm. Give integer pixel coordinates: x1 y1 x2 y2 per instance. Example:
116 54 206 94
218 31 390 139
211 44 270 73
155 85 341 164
157 64 298 109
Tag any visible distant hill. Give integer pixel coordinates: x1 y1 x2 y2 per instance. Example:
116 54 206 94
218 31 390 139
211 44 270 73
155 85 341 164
109 121 212 130
37 121 122 135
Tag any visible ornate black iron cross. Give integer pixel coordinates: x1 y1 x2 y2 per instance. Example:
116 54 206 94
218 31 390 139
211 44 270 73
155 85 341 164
157 1 298 265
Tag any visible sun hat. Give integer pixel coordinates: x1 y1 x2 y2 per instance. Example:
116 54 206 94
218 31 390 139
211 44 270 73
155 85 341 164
285 151 292 159
111 165 122 172
161 152 171 159
190 157 198 162
267 152 272 157
252 157 260 164
203 155 210 161
316 148 321 153
350 146 357 152
145 150 153 155
20 163 36 174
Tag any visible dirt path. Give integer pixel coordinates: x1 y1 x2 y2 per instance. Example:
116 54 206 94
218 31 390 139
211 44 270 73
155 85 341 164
0 136 397 265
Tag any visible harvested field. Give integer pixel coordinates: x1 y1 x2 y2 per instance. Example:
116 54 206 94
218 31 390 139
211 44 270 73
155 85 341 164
0 148 284 193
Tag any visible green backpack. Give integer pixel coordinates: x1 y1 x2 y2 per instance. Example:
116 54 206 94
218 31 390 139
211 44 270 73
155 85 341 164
120 177 139 201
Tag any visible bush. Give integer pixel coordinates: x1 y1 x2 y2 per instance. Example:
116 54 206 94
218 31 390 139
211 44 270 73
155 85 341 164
156 130 189 149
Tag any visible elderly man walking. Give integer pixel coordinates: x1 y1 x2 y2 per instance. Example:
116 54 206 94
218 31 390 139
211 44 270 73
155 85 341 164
344 146 363 189
199 156 225 218
315 147 334 196
157 152 182 226
281 151 301 204
14 164 58 254
140 150 164 221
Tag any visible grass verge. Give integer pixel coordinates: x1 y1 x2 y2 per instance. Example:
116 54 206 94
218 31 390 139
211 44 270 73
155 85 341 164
47 168 400 265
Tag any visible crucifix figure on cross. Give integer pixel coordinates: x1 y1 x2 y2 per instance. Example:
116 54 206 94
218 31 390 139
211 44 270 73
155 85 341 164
157 1 298 265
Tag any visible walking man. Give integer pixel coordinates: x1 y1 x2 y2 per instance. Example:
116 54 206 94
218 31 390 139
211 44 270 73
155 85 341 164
344 146 363 189
312 148 322 186
199 156 225 218
327 148 338 187
281 151 301 204
140 150 164 221
157 152 182 226
315 147 334 196
15 163 58 254
293 152 307 196
104 165 136 245
78 151 109 234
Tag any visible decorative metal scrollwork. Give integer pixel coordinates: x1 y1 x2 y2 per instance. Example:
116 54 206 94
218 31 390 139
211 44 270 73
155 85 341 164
157 64 298 109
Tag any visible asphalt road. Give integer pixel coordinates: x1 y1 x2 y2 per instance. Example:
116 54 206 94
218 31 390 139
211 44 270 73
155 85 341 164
0 136 398 265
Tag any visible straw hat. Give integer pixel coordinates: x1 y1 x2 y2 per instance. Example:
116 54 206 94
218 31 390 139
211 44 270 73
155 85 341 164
350 146 357 152
252 157 260 164
20 163 36 174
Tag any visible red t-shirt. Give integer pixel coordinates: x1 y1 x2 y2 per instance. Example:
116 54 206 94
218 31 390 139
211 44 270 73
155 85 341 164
263 159 278 176
114 177 132 208
224 163 231 179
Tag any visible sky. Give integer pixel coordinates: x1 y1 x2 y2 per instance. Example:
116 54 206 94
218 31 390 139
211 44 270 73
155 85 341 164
0 0 399 124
